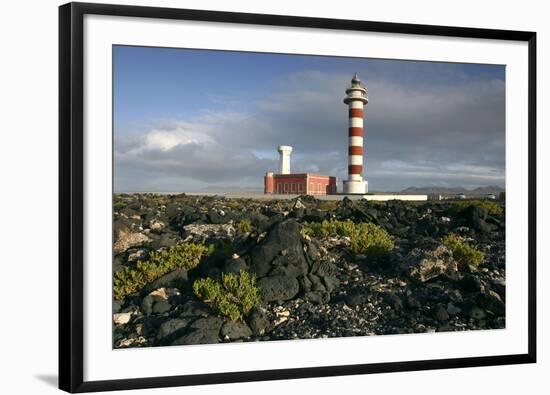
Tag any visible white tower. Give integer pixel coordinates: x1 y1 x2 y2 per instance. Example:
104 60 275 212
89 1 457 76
343 73 368 194
277 145 292 175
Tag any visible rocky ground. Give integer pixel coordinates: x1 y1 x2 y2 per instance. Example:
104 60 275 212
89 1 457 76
112 194 505 348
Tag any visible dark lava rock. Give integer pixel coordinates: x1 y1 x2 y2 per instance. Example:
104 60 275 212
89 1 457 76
463 302 487 320
434 305 450 321
150 233 179 250
269 249 309 277
221 257 249 275
179 300 211 318
141 295 172 316
307 274 326 292
303 291 329 304
345 292 368 307
461 205 490 233
152 300 172 314
384 292 404 310
141 268 188 296
406 295 421 309
113 299 122 313
477 290 505 316
458 274 486 293
171 317 223 346
322 275 339 292
156 318 193 345
221 321 253 340
258 276 300 302
208 209 227 224
249 219 308 278
246 306 269 336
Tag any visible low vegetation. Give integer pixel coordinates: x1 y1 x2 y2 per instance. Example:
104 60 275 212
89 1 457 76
114 242 206 300
235 219 253 233
448 199 503 216
303 219 394 256
193 271 260 321
442 234 485 268
205 240 237 258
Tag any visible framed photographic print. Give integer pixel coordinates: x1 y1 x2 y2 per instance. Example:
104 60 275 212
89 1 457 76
59 2 537 392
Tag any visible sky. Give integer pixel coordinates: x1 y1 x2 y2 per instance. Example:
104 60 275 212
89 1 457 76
113 45 505 192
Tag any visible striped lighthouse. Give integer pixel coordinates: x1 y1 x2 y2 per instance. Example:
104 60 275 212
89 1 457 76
343 73 369 194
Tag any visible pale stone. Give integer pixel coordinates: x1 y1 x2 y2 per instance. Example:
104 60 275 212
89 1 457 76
113 312 132 325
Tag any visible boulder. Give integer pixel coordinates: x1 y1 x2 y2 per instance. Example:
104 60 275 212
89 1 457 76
461 205 490 233
141 294 171 316
179 300 212 318
113 312 132 325
303 291 329 304
384 292 404 310
258 276 300 302
249 219 308 278
170 317 223 346
403 245 458 282
477 290 505 316
221 257 249 275
182 223 236 243
141 269 188 295
246 306 269 336
220 321 253 340
458 274 486 293
114 230 149 254
156 318 193 345
434 305 450 321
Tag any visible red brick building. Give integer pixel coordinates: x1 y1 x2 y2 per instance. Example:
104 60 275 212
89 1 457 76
264 172 337 195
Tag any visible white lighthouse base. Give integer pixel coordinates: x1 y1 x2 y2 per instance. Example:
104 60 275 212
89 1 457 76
343 180 368 194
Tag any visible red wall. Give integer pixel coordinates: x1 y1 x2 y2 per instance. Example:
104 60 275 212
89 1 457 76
264 175 275 193
273 175 307 194
264 174 337 195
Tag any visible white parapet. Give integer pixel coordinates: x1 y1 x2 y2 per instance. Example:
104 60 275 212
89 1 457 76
362 194 428 201
277 145 292 174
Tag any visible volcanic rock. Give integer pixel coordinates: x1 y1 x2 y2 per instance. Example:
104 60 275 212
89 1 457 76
258 276 300 302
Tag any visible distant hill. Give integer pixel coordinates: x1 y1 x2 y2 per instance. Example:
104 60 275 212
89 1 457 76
198 185 263 193
401 185 504 195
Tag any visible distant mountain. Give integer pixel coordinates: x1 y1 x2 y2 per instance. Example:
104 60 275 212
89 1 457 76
470 185 506 194
401 185 504 195
198 185 263 193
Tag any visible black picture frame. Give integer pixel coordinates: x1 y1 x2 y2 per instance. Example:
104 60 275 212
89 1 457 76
59 2 537 393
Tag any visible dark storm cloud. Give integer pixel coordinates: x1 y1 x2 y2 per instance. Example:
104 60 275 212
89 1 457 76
114 68 505 191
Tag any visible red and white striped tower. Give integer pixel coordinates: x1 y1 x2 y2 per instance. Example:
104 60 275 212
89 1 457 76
343 73 369 194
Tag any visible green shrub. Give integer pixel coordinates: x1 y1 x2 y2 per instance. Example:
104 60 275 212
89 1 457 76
113 242 206 300
113 201 126 211
448 200 503 216
204 240 237 258
303 219 394 256
442 234 485 268
236 219 253 233
193 271 260 321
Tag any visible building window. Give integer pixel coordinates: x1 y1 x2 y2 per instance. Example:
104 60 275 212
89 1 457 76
310 183 314 194
298 183 303 192
291 183 296 192
318 183 322 193
284 183 289 193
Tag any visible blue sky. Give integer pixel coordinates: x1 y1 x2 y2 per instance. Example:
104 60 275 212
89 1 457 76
114 45 505 192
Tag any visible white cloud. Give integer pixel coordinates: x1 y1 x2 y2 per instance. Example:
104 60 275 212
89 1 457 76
114 68 505 192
